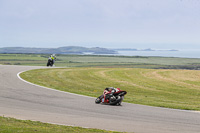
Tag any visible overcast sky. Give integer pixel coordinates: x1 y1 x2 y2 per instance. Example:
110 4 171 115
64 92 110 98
0 0 200 49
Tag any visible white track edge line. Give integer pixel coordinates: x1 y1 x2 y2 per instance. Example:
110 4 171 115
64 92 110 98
17 71 95 99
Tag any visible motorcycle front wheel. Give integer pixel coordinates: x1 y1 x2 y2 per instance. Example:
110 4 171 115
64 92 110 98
95 95 103 104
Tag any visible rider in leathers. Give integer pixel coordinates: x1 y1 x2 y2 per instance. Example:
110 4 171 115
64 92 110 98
49 54 56 64
104 87 117 101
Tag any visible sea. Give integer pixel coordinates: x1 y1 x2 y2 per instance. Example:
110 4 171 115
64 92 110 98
113 49 200 58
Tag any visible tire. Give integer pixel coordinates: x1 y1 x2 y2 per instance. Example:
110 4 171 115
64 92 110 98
47 61 50 66
117 96 123 106
95 95 103 104
95 98 101 104
109 96 122 105
47 60 53 67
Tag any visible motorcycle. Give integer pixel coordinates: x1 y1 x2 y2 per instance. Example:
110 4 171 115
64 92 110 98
95 88 127 105
47 58 54 67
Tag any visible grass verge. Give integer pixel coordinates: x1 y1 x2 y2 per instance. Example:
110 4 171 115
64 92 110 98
0 116 122 133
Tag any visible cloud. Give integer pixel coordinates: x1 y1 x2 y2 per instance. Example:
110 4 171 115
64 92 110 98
0 0 200 48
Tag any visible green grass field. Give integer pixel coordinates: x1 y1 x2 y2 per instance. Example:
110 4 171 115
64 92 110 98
21 67 200 111
0 116 121 133
1 53 200 69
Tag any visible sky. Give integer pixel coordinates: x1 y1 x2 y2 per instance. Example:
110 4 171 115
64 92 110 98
0 0 200 49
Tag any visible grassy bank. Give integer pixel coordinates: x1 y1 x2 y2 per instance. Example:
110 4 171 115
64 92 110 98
21 68 200 111
0 116 121 133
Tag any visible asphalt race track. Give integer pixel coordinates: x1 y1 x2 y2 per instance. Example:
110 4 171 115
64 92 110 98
1 65 200 133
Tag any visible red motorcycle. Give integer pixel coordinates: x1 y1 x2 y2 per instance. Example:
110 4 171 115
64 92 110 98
95 88 127 105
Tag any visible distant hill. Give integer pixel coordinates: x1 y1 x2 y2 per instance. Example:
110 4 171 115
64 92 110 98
0 46 117 54
112 48 178 51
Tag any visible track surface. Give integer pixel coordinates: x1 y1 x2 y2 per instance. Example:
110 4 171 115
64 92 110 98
1 65 200 133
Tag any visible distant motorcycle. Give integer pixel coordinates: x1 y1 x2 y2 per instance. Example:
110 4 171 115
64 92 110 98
95 88 127 105
47 58 54 67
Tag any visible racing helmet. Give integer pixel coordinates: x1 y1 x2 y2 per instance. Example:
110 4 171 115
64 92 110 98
105 87 114 91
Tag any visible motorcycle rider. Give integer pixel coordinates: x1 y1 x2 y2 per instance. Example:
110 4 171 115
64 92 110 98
104 87 117 101
49 54 56 65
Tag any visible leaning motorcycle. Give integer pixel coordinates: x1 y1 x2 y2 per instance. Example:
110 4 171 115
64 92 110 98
95 88 127 105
